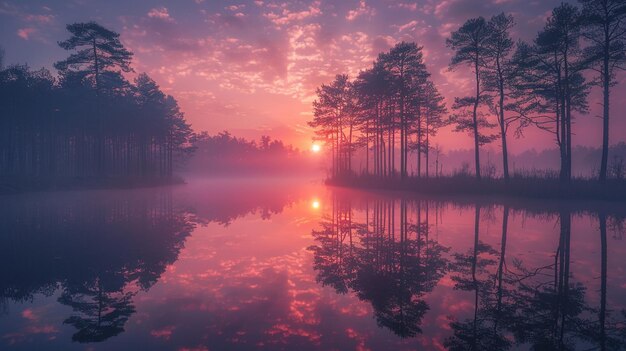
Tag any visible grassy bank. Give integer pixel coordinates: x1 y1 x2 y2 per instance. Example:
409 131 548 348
0 176 186 195
327 174 626 202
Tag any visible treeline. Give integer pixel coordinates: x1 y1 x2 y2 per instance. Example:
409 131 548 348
310 44 447 180
0 22 193 187
185 131 319 175
310 0 626 184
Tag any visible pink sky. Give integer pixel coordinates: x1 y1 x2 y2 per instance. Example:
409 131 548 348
1 0 624 152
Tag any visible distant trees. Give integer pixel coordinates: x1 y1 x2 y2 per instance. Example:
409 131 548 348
311 42 446 178
186 131 313 175
0 22 193 185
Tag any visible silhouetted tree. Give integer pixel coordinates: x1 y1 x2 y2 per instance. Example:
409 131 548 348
0 22 193 186
353 63 393 177
420 81 448 178
510 4 589 182
379 42 430 178
579 0 626 182
54 22 132 94
316 43 445 179
484 13 516 181
310 74 356 176
448 17 498 180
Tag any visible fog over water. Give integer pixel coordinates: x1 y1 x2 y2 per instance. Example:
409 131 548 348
1 178 625 350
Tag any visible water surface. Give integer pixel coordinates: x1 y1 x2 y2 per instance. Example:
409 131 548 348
1 179 625 350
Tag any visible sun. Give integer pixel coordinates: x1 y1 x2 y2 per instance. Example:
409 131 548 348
311 144 321 153
311 200 320 209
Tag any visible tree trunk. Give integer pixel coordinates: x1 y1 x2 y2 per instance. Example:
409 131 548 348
473 59 481 180
599 36 610 182
497 58 509 181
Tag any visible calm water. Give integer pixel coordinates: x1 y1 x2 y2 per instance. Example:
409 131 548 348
1 178 625 350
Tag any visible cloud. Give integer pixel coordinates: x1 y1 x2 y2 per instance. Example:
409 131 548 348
346 0 375 21
394 20 419 32
17 27 36 40
226 4 246 11
147 7 175 23
23 14 54 24
264 1 322 27
390 2 418 11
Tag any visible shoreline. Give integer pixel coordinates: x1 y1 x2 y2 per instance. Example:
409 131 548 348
326 175 626 203
0 176 186 195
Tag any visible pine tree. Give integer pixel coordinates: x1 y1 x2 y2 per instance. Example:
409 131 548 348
447 17 495 180
579 0 626 182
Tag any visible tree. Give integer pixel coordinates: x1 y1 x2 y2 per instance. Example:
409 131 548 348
54 22 133 94
546 4 587 182
509 4 589 182
54 22 134 174
447 17 495 180
0 25 194 186
579 0 626 182
420 81 448 178
484 13 516 181
310 74 356 177
379 42 429 179
353 63 393 177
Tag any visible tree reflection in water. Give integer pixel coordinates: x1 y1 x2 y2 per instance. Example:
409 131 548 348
2 185 626 350
0 190 194 343
309 195 449 337
311 193 626 350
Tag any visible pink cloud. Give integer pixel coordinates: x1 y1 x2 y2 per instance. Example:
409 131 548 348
17 27 36 40
148 7 175 23
395 20 419 32
390 2 419 11
346 0 376 21
151 326 176 340
264 1 321 26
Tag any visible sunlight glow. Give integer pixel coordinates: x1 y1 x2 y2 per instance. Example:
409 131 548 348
311 200 320 209
311 144 321 153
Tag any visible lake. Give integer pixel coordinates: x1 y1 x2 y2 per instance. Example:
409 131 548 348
1 178 625 350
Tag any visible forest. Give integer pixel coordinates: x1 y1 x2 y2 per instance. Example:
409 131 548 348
0 22 194 191
309 1 626 188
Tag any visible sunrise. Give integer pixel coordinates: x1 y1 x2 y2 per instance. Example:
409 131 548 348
1 0 626 350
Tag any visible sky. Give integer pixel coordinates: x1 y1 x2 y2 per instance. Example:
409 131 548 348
1 0 624 153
